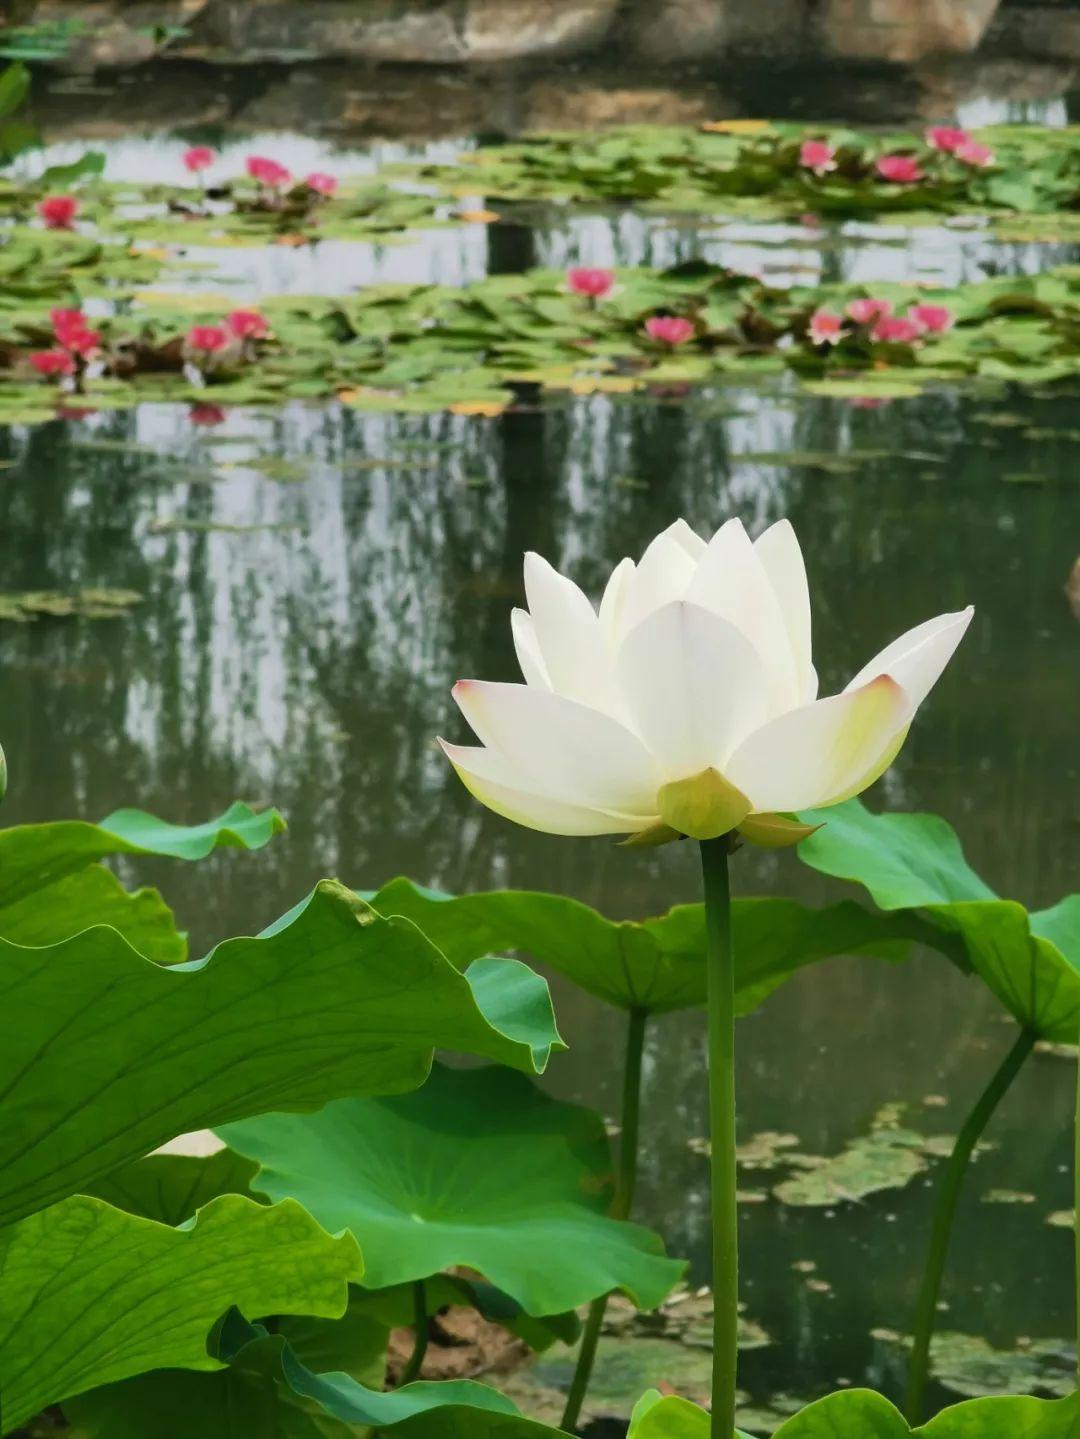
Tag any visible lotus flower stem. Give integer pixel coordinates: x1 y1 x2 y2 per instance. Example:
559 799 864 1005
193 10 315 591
904 1025 1035 1423
560 1006 649 1432
398 1279 429 1386
1076 1022 1080 1400
701 836 737 1439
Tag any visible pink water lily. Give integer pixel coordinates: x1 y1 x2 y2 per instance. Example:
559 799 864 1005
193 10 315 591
37 195 78 230
50 309 101 357
955 140 994 168
872 315 925 344
875 155 923 184
645 316 695 347
30 349 75 378
227 309 269 340
246 155 292 188
440 517 972 841
925 126 970 153
799 139 837 177
305 171 338 196
183 146 216 174
845 298 892 326
907 303 953 333
808 309 846 346
187 324 230 355
189 403 227 425
567 267 616 299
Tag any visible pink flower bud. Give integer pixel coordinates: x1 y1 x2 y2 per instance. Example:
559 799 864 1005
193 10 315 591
644 316 695 347
189 404 227 426
872 316 925 344
799 140 836 177
51 308 100 355
183 146 216 174
955 141 994 168
925 126 970 153
807 309 846 346
227 309 269 340
304 172 338 196
30 349 76 378
845 298 893 326
875 155 923 184
567 267 615 299
187 324 230 354
246 156 292 188
37 196 78 230
907 303 953 334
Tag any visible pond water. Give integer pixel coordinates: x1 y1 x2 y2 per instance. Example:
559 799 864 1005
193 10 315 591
4 66 1080 1424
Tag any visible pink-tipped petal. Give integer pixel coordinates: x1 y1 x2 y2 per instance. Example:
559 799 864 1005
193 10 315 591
844 606 974 710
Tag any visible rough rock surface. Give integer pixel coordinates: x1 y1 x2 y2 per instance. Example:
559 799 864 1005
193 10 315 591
820 0 1001 64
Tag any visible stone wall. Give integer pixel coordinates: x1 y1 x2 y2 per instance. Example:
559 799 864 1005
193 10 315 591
15 0 1057 73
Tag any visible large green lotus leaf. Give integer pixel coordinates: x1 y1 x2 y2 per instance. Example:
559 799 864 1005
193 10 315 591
0 863 183 962
66 1309 569 1439
0 881 562 1227
0 800 286 909
0 1194 363 1433
86 1149 578 1352
798 800 1080 1041
368 879 927 1016
628 1388 1076 1437
220 1061 683 1315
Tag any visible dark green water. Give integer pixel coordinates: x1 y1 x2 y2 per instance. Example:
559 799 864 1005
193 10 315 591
5 116 1080 1420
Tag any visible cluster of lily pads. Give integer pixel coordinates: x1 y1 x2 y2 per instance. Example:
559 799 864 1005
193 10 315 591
2 261 1078 421
405 120 1080 233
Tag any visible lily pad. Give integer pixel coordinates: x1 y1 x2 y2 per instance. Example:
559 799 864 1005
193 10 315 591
871 1329 1075 1401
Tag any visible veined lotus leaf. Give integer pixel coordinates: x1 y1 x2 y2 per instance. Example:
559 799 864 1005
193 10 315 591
0 881 562 1227
65 1309 571 1439
0 1195 362 1432
220 1061 683 1316
627 1387 1077 1437
0 799 286 909
367 878 931 1015
87 1150 579 1353
0 864 184 962
797 798 1080 1041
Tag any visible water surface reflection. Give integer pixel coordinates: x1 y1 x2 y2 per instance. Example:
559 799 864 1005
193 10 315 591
1 383 1078 1408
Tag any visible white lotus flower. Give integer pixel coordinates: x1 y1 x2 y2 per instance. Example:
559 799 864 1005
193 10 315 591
440 518 972 845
